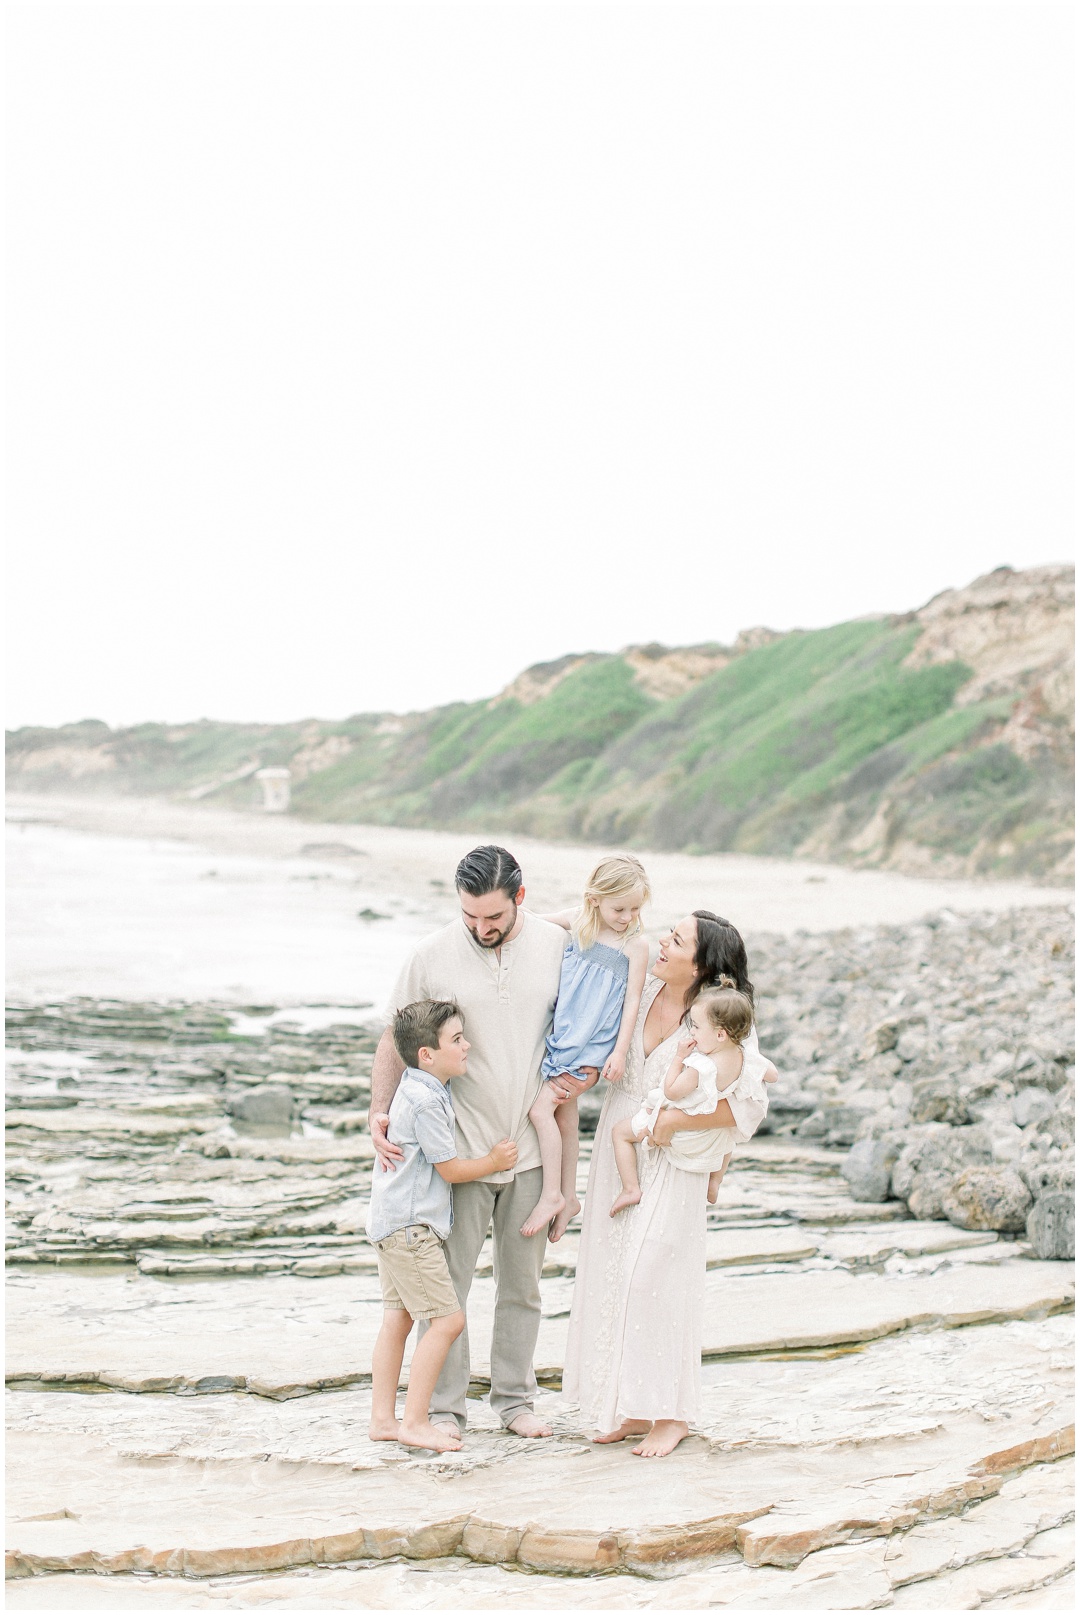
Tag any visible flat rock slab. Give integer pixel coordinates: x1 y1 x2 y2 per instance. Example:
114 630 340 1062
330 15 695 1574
7 1259 1073 1397
7 1313 1072 1477
5 1399 1073 1580
817 1223 1002 1265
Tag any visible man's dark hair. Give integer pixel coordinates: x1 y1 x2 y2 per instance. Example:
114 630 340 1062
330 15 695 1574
455 844 522 901
392 999 463 1069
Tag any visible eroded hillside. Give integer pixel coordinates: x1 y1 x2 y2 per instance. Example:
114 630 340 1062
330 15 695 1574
8 565 1073 881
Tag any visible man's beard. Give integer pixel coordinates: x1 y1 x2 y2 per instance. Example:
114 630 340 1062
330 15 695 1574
467 918 516 950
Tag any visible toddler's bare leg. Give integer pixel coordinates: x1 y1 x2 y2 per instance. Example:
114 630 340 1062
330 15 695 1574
520 1082 565 1237
610 1117 644 1216
707 1153 732 1204
550 1097 581 1242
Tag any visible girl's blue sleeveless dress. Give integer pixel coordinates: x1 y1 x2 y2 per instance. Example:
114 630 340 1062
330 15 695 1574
541 938 630 1080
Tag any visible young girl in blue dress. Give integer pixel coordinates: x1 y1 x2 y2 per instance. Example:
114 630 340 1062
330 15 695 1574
520 853 651 1241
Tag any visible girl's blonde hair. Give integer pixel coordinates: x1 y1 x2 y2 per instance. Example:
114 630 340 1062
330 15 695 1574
572 853 651 948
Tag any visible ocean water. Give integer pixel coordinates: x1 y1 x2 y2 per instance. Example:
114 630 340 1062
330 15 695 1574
6 820 433 1007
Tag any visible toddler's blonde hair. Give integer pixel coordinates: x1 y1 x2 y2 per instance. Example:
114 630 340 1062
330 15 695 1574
695 976 754 1045
573 853 651 949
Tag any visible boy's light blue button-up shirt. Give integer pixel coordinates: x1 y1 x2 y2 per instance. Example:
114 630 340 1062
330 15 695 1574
366 1067 459 1243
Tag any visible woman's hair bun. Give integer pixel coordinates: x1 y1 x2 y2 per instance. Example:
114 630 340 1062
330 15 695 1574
715 974 737 990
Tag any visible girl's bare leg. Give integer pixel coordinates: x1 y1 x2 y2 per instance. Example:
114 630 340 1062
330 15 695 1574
399 1310 465 1452
369 1307 412 1440
521 1083 565 1236
550 1096 582 1241
610 1118 643 1216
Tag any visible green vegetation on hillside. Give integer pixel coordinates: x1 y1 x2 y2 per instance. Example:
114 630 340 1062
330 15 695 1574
7 612 1073 881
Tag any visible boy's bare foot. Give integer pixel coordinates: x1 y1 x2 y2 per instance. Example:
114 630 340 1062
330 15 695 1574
591 1419 650 1444
368 1416 402 1442
506 1411 552 1438
549 1195 580 1241
398 1419 463 1452
520 1190 564 1238
632 1420 689 1457
610 1187 641 1216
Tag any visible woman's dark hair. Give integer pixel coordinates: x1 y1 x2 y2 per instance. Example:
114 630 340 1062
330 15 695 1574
455 844 522 901
687 910 754 1008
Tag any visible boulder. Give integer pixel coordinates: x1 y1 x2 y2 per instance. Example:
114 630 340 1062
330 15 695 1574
1011 1089 1056 1129
841 1136 901 1202
1026 1191 1075 1259
941 1167 1032 1233
910 1079 970 1126
866 1018 902 1055
228 1085 295 1125
892 1125 993 1221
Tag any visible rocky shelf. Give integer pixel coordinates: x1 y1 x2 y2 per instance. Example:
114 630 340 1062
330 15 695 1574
5 907 1075 1609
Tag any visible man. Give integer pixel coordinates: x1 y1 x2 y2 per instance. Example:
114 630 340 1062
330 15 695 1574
369 844 566 1440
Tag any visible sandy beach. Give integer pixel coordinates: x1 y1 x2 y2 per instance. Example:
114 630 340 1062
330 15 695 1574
6 791 1072 1006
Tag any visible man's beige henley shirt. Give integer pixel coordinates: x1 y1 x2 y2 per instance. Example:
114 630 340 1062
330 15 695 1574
384 910 566 1181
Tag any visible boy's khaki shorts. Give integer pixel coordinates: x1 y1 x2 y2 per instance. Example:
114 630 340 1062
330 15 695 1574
374 1224 460 1320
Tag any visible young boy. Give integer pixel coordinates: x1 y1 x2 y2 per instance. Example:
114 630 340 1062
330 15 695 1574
366 998 517 1452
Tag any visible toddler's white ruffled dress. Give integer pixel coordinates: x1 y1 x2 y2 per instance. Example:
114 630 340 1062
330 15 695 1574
631 1035 771 1174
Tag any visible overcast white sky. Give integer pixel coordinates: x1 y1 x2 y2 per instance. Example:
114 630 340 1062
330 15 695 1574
7 0 1073 731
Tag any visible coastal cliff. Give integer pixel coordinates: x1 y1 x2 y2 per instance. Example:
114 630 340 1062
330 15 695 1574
8 564 1073 881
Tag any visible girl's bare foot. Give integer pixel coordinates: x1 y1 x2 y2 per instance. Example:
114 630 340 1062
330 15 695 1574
549 1195 580 1241
632 1420 689 1457
591 1419 651 1444
368 1417 401 1442
521 1190 564 1238
398 1419 462 1452
610 1187 641 1216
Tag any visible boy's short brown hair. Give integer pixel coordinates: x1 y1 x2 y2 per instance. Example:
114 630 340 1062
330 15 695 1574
392 999 464 1069
697 979 754 1045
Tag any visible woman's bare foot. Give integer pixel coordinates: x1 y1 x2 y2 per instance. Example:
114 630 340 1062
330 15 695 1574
520 1190 564 1238
398 1419 462 1452
592 1419 651 1444
610 1187 641 1217
549 1195 580 1241
632 1420 689 1457
368 1416 401 1442
506 1411 552 1438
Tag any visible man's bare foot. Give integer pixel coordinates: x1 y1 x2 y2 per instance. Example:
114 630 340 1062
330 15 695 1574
632 1420 689 1457
549 1195 580 1241
368 1416 401 1442
610 1187 641 1216
591 1419 651 1444
398 1419 462 1452
520 1191 564 1238
505 1411 552 1439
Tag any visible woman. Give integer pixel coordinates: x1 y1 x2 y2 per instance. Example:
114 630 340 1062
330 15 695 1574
561 910 756 1457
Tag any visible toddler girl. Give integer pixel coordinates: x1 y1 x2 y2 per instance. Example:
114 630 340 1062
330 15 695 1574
520 854 651 1241
610 977 776 1215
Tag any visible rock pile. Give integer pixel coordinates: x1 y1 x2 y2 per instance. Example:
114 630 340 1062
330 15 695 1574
752 906 1075 1256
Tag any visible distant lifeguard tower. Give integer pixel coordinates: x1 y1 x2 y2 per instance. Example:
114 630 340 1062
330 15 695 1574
254 766 291 813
